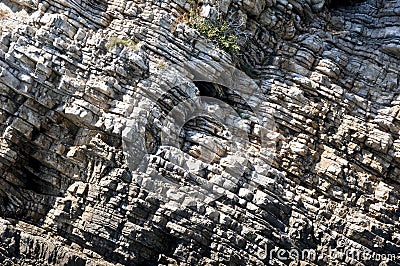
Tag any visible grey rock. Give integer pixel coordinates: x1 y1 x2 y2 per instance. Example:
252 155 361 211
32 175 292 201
0 0 399 265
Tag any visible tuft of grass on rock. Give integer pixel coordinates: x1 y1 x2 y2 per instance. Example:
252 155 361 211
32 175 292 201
157 59 168 69
0 9 9 20
106 37 138 51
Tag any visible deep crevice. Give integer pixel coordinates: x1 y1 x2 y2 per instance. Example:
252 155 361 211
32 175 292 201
328 0 367 9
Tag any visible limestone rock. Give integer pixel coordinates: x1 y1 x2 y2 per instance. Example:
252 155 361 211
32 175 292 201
0 0 399 265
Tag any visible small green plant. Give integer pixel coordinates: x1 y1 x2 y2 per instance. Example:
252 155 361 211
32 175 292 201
187 0 197 8
185 9 240 53
106 37 138 51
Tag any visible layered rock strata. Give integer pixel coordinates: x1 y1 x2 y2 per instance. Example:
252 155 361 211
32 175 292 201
0 0 399 265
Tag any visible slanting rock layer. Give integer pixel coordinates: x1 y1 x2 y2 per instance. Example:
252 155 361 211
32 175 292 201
0 0 399 265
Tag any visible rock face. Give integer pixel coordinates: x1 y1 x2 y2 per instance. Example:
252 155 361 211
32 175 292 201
0 0 399 265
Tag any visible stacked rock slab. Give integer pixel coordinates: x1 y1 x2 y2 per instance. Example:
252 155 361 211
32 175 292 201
0 0 399 265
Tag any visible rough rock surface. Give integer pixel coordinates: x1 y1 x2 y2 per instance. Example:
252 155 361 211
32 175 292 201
0 0 399 265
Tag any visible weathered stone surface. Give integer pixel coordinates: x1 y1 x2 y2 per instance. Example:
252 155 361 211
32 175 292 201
0 0 399 265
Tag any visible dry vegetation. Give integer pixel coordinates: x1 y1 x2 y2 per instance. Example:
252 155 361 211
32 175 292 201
0 9 9 20
105 37 138 51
